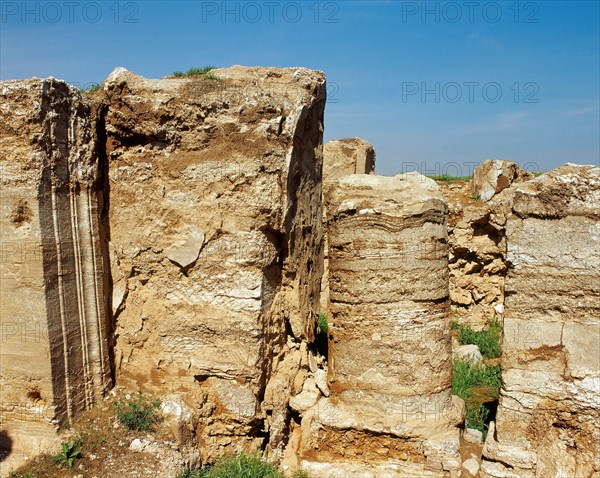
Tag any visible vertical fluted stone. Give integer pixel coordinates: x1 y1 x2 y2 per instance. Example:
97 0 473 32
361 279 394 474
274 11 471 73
0 78 111 467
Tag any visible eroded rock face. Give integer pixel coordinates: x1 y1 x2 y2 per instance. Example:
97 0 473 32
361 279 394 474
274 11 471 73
472 159 533 202
482 164 600 478
439 173 528 328
0 79 111 467
97 66 326 460
296 173 463 477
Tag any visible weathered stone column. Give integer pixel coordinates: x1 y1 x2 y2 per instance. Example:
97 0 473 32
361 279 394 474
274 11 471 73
482 164 600 478
0 79 111 468
299 173 463 477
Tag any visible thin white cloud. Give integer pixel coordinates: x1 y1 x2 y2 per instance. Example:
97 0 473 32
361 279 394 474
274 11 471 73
560 105 599 117
496 111 529 130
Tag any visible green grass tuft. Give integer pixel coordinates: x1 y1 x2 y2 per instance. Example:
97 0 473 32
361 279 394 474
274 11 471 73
113 391 160 431
452 319 503 436
455 319 502 359
80 83 101 94
318 313 328 335
180 451 287 478
427 174 471 184
172 66 220 80
452 359 501 434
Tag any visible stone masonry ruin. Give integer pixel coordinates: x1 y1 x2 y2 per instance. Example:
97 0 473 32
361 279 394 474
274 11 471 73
0 67 598 478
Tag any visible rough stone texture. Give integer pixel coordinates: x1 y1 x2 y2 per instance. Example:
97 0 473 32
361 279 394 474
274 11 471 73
320 138 375 312
462 457 480 476
453 345 483 365
295 173 463 477
482 164 600 478
322 138 375 184
472 159 533 202
438 177 522 328
0 79 111 470
97 66 326 461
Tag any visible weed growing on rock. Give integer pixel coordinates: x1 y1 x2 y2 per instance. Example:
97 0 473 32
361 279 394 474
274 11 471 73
113 391 161 431
172 67 220 80
318 312 328 335
427 174 471 184
452 359 501 435
80 83 101 94
291 470 310 478
52 438 82 468
183 451 287 477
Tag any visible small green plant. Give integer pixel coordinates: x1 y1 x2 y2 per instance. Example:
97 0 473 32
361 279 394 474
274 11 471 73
80 83 101 94
172 66 220 80
455 319 501 359
77 429 106 452
194 451 285 478
113 391 160 431
317 312 328 335
52 438 82 468
186 66 217 76
471 192 481 201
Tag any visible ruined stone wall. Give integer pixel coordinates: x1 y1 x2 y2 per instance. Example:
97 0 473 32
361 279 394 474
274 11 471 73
96 66 326 460
482 164 600 478
441 161 533 328
296 173 463 478
0 79 111 465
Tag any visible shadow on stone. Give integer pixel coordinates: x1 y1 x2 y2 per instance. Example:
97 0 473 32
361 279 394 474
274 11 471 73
0 430 13 462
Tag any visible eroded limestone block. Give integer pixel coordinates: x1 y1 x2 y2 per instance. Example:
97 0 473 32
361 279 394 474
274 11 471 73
482 164 600 477
97 66 326 459
472 159 533 201
323 138 376 183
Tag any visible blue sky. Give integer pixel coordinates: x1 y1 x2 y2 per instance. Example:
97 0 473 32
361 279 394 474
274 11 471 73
1 1 598 175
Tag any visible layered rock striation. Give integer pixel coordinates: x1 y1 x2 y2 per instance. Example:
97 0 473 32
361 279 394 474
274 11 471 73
482 164 600 478
297 173 464 477
0 78 111 464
